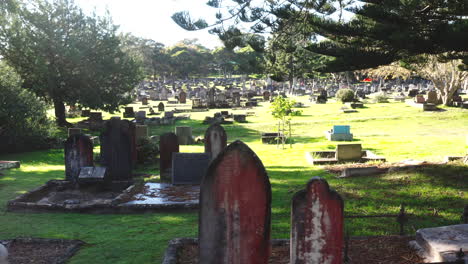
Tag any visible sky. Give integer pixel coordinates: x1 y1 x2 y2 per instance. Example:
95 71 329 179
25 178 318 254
74 0 224 49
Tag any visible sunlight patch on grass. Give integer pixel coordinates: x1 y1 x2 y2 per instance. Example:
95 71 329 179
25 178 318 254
21 165 64 172
0 177 16 181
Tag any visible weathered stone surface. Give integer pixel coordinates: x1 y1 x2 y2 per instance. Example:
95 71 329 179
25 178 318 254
172 153 211 185
100 118 135 181
135 125 148 140
291 177 344 264
64 134 93 184
159 133 179 181
78 167 106 184
204 124 227 160
0 243 8 264
175 126 193 145
67 128 82 137
411 224 468 263
335 144 362 161
199 140 271 264
0 161 20 170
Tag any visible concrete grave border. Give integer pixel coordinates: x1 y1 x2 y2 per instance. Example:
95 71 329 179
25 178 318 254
0 238 84 264
7 180 198 214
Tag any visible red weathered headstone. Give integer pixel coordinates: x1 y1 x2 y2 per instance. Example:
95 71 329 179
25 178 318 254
159 132 179 181
179 91 187 104
204 124 227 160
199 140 271 264
64 134 93 184
291 177 344 264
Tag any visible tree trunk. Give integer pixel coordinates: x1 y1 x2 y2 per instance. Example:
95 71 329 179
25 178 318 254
53 98 72 127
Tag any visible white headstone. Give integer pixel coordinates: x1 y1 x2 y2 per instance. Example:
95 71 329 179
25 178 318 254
0 244 8 264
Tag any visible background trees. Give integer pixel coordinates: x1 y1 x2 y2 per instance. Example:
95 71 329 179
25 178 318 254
0 0 142 126
0 61 56 153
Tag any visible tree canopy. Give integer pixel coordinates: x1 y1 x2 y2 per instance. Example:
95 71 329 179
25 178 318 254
172 0 468 73
0 0 142 126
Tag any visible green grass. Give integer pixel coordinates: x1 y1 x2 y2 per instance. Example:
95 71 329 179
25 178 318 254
1 98 467 263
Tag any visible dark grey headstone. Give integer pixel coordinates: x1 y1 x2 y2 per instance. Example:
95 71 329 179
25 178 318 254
172 153 211 185
100 118 135 181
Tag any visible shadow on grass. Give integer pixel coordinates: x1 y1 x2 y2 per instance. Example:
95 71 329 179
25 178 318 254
267 164 467 235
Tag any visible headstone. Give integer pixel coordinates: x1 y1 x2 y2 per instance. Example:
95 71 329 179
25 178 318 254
199 141 271 264
207 88 216 107
0 243 7 264
414 94 425 104
81 109 91 117
233 114 246 123
175 126 193 145
333 125 350 134
179 91 187 104
425 90 438 104
172 153 211 184
164 111 174 118
160 88 168 100
204 124 227 160
326 125 353 141
135 125 148 140
100 117 135 181
67 128 82 137
291 177 344 264
263 91 271 101
64 134 94 184
142 97 148 105
232 92 241 107
159 132 179 181
158 102 165 112
89 112 102 122
135 111 146 124
123 107 135 118
335 144 362 161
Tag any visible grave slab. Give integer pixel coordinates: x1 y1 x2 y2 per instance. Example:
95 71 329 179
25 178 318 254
410 224 468 263
0 161 20 170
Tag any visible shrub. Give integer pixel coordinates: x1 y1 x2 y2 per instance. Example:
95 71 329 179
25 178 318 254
373 93 390 103
0 63 57 154
336 89 355 103
136 137 159 164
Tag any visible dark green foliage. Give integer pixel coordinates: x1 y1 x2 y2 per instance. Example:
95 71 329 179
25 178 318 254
136 138 159 164
173 0 468 72
336 88 355 103
0 62 57 154
0 0 142 126
373 93 390 103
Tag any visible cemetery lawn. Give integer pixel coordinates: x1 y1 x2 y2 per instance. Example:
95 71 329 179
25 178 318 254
1 98 467 263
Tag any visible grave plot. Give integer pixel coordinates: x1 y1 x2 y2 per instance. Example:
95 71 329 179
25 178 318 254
163 141 423 263
0 238 84 264
306 143 386 165
6 118 202 214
